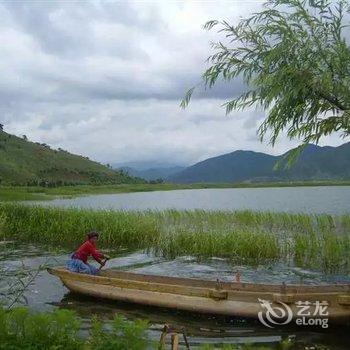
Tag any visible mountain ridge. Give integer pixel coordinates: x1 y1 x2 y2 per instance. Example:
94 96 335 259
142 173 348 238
168 143 350 183
117 165 186 181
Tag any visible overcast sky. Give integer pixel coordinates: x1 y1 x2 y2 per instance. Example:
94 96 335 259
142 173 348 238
1 0 348 166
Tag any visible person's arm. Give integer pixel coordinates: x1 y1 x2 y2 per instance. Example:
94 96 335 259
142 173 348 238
89 244 103 264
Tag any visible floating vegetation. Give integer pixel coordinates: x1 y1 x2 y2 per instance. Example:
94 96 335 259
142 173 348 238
0 203 349 273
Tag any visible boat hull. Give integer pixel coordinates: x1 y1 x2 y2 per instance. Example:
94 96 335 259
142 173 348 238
48 267 350 326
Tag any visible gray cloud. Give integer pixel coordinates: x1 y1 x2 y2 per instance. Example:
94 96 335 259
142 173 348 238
3 1 163 58
1 0 347 165
0 1 249 107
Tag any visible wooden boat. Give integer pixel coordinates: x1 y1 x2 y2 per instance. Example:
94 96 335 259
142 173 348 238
48 267 350 325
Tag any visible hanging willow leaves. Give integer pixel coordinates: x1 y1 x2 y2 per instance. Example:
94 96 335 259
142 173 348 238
182 0 350 163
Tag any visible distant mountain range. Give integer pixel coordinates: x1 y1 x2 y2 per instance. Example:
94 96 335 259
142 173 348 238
118 166 186 181
5 126 348 186
113 161 185 170
0 130 142 186
114 161 186 181
167 143 350 183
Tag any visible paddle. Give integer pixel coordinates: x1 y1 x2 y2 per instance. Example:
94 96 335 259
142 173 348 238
99 258 109 271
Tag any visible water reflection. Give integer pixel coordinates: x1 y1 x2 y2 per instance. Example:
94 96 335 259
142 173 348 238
53 293 285 344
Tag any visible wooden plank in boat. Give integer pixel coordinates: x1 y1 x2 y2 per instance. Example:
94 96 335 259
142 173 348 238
49 268 228 299
100 269 350 293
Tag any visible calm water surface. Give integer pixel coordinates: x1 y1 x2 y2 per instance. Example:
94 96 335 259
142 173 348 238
1 243 349 349
41 186 350 214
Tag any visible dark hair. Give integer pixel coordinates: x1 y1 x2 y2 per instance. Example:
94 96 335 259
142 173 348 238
87 231 99 240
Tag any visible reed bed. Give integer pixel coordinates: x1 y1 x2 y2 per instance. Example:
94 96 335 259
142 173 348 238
0 203 349 273
0 204 160 250
153 229 280 264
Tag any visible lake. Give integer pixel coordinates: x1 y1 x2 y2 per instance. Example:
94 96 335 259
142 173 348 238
41 186 350 214
6 186 350 348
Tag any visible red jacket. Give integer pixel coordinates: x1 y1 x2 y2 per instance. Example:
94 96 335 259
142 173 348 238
74 240 103 264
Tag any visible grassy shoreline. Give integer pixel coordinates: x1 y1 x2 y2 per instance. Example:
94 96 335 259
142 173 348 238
1 180 350 201
1 203 349 273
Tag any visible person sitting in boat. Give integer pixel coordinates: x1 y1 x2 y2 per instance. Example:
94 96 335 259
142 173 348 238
67 231 110 275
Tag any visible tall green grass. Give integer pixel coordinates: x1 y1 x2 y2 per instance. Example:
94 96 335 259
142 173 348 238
0 203 349 273
153 229 279 264
0 204 160 250
0 306 149 350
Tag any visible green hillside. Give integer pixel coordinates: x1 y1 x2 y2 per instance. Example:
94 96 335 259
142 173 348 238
0 131 142 186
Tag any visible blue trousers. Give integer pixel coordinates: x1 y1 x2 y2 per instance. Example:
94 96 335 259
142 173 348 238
66 258 99 275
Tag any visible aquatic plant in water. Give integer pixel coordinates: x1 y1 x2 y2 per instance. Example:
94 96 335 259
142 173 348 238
0 203 348 273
